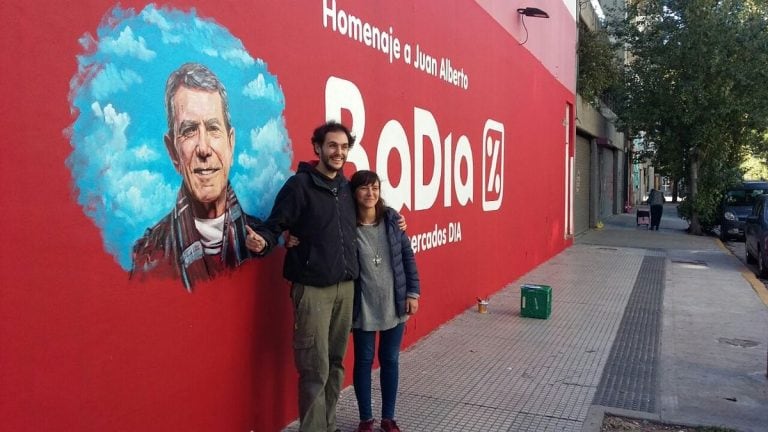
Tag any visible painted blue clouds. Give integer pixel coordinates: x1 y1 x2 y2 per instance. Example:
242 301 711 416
67 4 292 271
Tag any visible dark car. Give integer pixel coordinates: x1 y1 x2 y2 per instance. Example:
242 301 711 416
719 181 768 241
745 194 768 277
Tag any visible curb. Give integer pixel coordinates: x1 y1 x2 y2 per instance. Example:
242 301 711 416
581 405 719 432
741 270 768 307
581 405 661 432
714 237 730 253
715 239 768 307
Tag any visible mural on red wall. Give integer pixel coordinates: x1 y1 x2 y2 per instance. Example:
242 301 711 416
65 4 293 291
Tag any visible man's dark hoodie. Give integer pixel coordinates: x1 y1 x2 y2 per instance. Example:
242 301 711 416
258 161 359 286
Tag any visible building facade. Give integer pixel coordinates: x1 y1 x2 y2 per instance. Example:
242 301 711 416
1 1 578 429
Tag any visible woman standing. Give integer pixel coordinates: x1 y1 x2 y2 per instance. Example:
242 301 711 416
350 170 420 432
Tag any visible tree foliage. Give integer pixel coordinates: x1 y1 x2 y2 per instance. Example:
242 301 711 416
578 21 622 107
609 0 768 233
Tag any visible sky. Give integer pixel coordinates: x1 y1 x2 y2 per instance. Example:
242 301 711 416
66 4 293 270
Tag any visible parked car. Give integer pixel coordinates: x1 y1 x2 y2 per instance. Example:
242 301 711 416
745 194 768 277
719 181 768 241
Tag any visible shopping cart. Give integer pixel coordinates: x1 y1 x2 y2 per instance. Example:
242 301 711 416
636 205 650 228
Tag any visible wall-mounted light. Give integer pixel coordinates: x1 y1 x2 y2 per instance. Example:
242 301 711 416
516 7 550 45
516 7 550 19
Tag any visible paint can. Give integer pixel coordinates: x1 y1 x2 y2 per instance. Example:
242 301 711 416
477 300 488 313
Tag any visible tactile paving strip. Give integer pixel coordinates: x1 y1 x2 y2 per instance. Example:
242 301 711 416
592 255 665 413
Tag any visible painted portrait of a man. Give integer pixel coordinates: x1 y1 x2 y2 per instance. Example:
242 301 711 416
131 63 268 290
66 5 292 292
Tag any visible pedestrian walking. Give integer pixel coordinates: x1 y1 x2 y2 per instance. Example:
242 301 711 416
648 188 664 230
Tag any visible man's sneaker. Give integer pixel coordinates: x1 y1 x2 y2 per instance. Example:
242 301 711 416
354 419 375 432
380 419 401 432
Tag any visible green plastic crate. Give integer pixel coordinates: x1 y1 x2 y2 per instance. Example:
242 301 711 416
521 284 551 319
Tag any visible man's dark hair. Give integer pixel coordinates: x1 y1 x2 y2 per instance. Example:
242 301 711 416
165 63 232 137
350 170 386 224
311 120 356 152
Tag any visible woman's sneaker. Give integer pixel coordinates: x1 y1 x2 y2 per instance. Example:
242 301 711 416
355 419 375 432
380 419 401 432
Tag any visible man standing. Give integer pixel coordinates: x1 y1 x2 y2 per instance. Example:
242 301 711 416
249 121 358 432
131 63 265 291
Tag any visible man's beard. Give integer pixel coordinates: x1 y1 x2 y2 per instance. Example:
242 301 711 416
320 153 344 172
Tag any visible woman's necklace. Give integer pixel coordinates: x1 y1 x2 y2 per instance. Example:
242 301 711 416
360 221 382 266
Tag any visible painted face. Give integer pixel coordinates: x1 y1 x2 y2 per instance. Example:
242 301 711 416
355 180 380 210
315 130 349 175
165 86 234 218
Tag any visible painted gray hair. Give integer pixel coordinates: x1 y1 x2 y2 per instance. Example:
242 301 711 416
165 63 232 136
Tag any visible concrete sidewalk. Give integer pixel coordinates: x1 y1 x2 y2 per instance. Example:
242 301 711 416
284 204 768 432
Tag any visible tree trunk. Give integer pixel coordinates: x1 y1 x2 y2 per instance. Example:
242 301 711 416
689 154 702 235
672 177 679 203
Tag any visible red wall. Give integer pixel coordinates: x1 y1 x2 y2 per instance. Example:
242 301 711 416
0 1 575 430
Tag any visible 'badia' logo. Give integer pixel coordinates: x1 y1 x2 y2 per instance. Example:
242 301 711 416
324 76 505 213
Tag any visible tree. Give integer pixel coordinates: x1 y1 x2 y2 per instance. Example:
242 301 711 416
609 0 768 234
577 20 622 108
